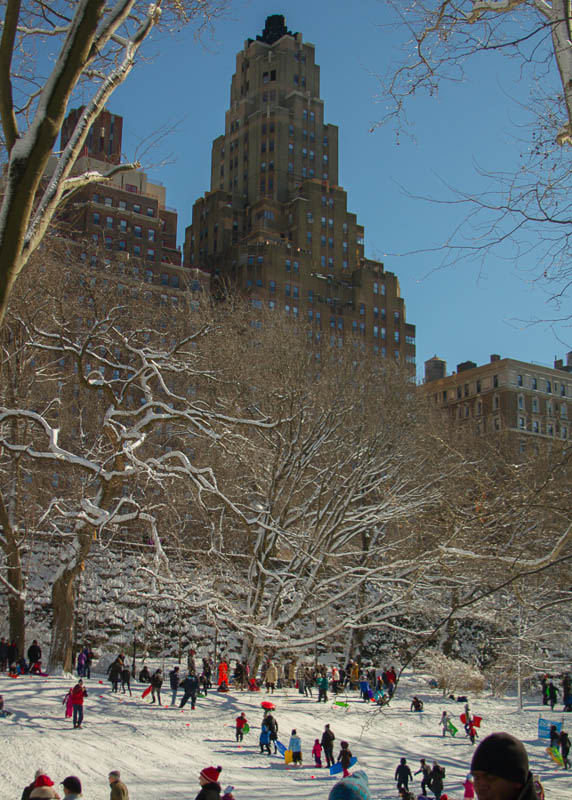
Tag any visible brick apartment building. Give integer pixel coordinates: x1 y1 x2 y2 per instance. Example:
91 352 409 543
184 15 416 367
421 353 572 447
56 107 206 307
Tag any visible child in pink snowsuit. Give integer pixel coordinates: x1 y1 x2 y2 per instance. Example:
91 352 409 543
463 775 475 799
312 738 322 767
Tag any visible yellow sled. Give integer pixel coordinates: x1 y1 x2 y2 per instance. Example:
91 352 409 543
284 749 293 764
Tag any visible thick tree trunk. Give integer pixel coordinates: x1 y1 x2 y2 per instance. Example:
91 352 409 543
7 544 25 654
0 491 26 654
49 530 92 673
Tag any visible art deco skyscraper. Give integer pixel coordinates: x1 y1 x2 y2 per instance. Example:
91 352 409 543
185 15 415 365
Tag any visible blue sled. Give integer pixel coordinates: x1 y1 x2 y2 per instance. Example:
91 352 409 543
330 757 358 775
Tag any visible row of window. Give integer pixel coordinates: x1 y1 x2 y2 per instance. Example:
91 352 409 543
517 394 568 417
518 416 568 438
92 194 155 217
516 373 567 396
92 213 156 240
286 164 329 180
91 233 156 260
306 214 345 231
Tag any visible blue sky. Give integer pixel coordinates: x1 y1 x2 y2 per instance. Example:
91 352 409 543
106 0 572 381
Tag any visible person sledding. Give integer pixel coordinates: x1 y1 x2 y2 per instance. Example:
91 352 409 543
337 740 353 778
410 696 424 712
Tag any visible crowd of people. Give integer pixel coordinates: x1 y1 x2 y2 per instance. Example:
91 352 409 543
3 641 568 799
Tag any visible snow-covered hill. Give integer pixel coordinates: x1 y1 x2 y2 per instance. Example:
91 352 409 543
0 670 569 799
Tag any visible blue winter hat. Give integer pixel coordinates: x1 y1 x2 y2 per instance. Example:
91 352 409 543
329 770 371 800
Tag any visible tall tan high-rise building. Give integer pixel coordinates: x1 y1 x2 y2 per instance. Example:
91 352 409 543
184 15 415 366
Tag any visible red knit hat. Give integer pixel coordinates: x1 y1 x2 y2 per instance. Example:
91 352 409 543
35 776 54 788
200 766 221 783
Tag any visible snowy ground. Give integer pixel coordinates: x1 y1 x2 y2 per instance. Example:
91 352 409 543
0 670 569 800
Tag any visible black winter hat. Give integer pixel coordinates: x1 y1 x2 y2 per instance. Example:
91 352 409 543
62 776 82 794
471 733 529 784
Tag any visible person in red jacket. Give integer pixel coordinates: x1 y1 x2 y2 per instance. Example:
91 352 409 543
70 679 87 729
235 711 248 742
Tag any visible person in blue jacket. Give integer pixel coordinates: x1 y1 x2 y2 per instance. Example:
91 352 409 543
259 721 271 754
289 729 302 765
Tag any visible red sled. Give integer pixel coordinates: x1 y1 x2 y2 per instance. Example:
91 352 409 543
142 686 152 699
461 713 482 728
261 701 275 710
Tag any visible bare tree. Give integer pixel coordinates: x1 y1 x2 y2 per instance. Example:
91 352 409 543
0 252 269 671
378 1 572 311
138 308 461 669
0 0 225 325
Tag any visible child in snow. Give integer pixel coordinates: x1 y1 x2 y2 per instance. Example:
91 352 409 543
0 694 11 717
440 711 451 737
289 728 302 765
463 774 475 799
259 721 271 754
312 738 323 767
235 711 247 742
337 740 353 778
222 787 235 800
194 766 222 800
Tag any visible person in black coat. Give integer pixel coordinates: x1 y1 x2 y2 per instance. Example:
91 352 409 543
194 766 222 800
179 672 199 709
395 758 413 791
321 723 336 768
0 638 8 671
120 665 132 696
471 732 539 800
169 666 180 706
150 669 163 704
107 659 122 692
138 665 151 683
27 641 42 669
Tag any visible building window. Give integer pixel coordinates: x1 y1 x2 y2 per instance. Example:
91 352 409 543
493 374 499 388
104 197 113 206
546 379 552 393
145 269 153 283
517 374 523 386
519 416 525 429
285 283 291 298
148 229 156 241
532 420 539 433
134 225 142 238
359 304 365 316
92 212 100 224
147 248 155 260
518 394 524 410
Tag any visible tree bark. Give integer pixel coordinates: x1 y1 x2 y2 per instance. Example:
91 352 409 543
6 541 25 652
49 530 92 673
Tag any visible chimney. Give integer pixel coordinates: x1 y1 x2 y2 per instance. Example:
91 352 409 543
555 358 563 370
568 351 572 368
457 360 477 373
490 354 501 362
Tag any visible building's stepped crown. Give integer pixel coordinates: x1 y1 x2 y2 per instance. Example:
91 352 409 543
255 15 295 45
184 17 416 369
